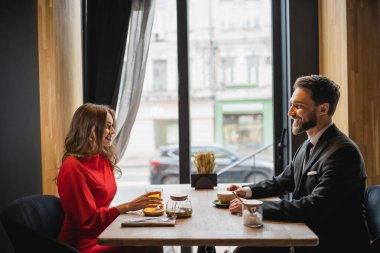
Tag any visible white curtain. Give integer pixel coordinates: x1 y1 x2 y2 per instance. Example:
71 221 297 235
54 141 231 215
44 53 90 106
114 0 156 160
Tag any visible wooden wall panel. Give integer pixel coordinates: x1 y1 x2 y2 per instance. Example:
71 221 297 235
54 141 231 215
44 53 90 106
319 0 380 185
319 0 349 134
37 0 83 195
346 0 380 185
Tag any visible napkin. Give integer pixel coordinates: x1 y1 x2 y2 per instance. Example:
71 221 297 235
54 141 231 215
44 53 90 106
121 217 176 227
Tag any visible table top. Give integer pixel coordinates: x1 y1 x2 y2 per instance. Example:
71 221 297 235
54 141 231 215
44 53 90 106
98 184 318 247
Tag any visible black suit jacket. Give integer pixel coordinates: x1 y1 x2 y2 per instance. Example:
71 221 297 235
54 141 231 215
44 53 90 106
247 124 370 252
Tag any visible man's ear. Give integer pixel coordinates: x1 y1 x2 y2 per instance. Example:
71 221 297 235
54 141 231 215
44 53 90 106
320 103 329 115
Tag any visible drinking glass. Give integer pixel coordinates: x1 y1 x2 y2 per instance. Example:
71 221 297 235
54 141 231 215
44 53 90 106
145 186 163 198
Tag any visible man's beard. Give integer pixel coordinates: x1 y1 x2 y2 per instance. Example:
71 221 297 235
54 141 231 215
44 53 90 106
292 111 317 135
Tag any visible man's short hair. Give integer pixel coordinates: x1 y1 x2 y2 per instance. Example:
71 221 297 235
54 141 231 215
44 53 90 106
294 75 340 116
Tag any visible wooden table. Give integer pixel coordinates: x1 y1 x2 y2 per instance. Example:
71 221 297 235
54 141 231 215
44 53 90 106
98 184 318 247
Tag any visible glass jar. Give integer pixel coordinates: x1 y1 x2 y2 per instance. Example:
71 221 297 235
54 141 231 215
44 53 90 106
166 194 192 219
242 199 263 228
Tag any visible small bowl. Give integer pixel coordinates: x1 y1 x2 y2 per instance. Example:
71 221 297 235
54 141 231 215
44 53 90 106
217 191 235 204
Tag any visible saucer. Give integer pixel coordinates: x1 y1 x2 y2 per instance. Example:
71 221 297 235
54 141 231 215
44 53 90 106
212 200 230 208
143 207 165 217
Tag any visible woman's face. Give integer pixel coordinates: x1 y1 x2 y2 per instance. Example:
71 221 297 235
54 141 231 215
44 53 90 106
102 112 115 147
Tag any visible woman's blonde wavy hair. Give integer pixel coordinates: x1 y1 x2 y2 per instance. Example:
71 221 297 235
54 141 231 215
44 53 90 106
60 103 121 177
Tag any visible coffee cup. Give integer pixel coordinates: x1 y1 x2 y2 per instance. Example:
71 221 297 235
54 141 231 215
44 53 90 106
217 191 235 204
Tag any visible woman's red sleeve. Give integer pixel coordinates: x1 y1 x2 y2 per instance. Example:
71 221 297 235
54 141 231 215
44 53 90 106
58 159 119 236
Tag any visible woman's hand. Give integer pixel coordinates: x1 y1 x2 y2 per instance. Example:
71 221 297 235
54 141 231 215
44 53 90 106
229 198 243 214
116 191 162 213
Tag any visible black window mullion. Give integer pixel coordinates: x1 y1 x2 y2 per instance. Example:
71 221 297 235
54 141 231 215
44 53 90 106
272 0 319 176
272 0 319 175
287 0 319 156
272 0 289 176
177 0 190 185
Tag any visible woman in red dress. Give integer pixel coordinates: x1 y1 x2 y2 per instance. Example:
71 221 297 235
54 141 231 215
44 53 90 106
57 103 162 253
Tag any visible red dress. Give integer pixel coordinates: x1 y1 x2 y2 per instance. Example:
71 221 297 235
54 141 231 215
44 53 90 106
57 154 120 253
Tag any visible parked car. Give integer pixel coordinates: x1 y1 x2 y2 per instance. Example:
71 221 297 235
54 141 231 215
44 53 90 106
149 144 273 184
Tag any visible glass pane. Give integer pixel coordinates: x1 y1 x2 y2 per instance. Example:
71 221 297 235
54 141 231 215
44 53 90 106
117 0 179 190
189 0 274 188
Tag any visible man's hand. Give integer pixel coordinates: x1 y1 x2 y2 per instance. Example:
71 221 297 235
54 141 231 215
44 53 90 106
227 184 240 191
226 184 246 198
229 198 243 214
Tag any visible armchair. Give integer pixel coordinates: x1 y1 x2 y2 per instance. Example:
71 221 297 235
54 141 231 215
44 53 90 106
0 194 79 253
365 185 380 253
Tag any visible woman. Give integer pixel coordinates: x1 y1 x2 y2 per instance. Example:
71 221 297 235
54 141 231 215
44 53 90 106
57 103 162 253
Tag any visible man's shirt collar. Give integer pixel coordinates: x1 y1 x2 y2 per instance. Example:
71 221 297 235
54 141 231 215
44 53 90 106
308 122 333 146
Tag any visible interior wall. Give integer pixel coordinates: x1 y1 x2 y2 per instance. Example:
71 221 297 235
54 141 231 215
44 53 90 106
319 0 349 134
319 0 380 185
0 1 41 252
346 0 380 185
0 0 42 208
37 0 83 195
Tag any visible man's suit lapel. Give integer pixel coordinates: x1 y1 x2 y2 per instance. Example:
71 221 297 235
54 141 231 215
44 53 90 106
302 141 327 174
293 141 310 195
293 124 340 195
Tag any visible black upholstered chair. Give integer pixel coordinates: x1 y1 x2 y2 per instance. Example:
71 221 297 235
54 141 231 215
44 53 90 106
0 194 79 253
365 185 380 253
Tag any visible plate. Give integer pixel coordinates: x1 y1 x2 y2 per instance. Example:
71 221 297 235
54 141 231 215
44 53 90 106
143 207 165 217
212 200 230 208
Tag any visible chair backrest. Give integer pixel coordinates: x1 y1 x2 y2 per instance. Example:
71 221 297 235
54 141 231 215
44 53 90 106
0 194 79 253
365 185 380 240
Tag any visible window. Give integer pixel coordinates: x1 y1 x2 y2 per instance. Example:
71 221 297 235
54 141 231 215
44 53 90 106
117 0 178 188
153 120 178 147
118 0 274 191
223 113 263 153
153 60 167 91
221 57 235 84
189 0 274 191
247 55 259 85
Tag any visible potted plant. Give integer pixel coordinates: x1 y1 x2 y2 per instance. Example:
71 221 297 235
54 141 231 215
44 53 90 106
191 152 217 189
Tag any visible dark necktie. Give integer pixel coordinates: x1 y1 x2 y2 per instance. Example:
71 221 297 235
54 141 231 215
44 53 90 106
303 141 314 171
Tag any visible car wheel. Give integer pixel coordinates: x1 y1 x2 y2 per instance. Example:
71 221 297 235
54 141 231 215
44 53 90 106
161 174 179 184
245 172 268 184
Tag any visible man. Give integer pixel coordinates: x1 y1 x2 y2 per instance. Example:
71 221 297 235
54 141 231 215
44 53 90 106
228 75 369 252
